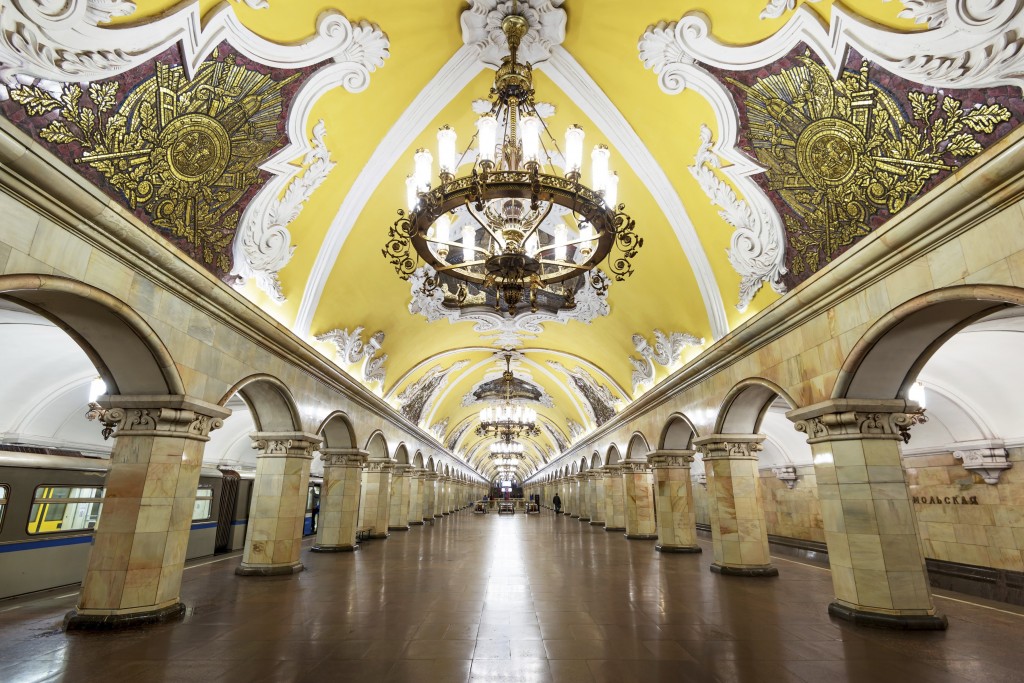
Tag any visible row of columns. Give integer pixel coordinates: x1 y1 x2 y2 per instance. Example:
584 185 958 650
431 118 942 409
67 395 485 629
525 399 947 630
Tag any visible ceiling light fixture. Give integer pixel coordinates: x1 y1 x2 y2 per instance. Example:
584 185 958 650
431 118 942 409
477 354 541 442
383 6 642 316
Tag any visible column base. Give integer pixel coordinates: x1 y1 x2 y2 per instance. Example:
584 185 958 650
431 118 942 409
410 520 425 526
710 563 778 577
656 544 702 553
442 512 450 516
828 602 948 631
236 561 304 576
625 533 659 540
64 602 185 631
604 526 626 532
311 544 359 553
433 514 443 518
388 525 410 531
367 532 390 540
579 517 591 522
589 521 605 527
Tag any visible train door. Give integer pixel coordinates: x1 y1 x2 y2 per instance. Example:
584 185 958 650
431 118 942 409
215 469 239 553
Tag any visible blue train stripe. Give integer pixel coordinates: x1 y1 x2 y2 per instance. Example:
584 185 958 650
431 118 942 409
0 535 93 553
190 521 218 530
231 520 247 526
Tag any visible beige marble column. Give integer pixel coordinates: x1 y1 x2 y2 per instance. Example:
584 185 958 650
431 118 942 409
407 468 425 525
312 448 367 553
359 459 393 539
388 464 411 531
589 473 606 526
433 476 446 518
238 432 322 576
67 397 228 629
649 450 701 553
603 465 626 531
423 472 438 520
622 460 658 540
586 474 599 522
578 474 591 522
569 476 580 517
439 476 450 515
789 399 946 630
694 435 777 577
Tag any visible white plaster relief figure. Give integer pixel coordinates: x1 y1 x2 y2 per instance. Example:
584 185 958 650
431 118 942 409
231 120 335 301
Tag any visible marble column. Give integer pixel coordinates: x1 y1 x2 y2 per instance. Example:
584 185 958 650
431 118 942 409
649 450 701 553
587 474 599 523
622 460 658 540
569 476 580 517
359 459 393 539
388 464 411 531
589 473 606 526
312 448 367 552
603 465 626 531
433 476 446 518
578 474 591 522
789 399 946 630
423 472 438 520
693 435 777 577
67 397 229 630
237 432 322 576
408 468 425 525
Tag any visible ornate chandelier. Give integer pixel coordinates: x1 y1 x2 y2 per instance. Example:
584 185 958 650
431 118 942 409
476 354 541 441
383 10 642 315
490 441 525 460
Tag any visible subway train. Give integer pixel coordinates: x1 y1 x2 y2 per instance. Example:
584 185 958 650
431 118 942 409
0 449 322 600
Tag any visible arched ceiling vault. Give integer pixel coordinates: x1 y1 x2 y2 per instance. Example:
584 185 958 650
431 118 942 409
5 1 1018 479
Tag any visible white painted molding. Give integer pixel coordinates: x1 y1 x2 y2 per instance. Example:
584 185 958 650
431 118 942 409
629 329 703 394
653 4 1024 90
758 0 822 21
460 0 566 68
0 1 389 82
540 46 730 340
689 125 787 310
294 45 483 336
231 119 335 301
316 326 388 388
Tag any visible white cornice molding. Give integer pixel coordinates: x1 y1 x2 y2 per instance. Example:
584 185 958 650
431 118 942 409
0 1 388 82
658 4 1024 89
539 46 730 340
294 45 483 336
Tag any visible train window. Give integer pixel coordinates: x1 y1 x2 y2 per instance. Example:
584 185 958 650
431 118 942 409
27 485 104 535
192 486 214 521
0 484 8 530
306 484 320 513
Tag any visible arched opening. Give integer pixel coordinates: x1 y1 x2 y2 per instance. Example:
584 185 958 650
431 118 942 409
625 432 651 461
606 444 621 466
590 451 603 469
318 412 358 450
394 444 410 465
209 375 303 472
716 378 798 434
413 451 425 469
659 413 697 450
365 431 389 460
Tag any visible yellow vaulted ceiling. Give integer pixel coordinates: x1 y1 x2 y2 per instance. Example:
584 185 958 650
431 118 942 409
118 0 920 479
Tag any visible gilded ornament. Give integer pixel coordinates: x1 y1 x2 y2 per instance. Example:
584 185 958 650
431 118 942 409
8 52 299 274
730 53 1011 275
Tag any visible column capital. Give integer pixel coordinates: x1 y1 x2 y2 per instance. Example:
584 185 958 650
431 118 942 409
365 459 395 473
320 448 368 467
423 471 439 480
620 458 652 473
90 394 231 441
648 450 696 468
393 464 413 475
693 434 764 460
251 432 322 458
602 464 623 474
787 398 923 444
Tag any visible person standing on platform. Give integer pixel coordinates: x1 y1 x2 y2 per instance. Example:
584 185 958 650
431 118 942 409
553 493 562 514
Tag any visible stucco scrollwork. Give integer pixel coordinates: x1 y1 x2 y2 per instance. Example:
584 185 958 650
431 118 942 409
316 326 388 387
758 0 823 20
792 410 924 444
461 0 566 68
90 406 224 441
690 125 787 310
231 120 335 302
629 329 704 393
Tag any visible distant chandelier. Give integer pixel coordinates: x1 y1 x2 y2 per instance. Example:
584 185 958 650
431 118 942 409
490 441 525 460
476 354 541 441
383 10 642 316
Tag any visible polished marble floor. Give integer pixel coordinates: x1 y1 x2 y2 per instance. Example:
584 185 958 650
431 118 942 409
2 510 1024 683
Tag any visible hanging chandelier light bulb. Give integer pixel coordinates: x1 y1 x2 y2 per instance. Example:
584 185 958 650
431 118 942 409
383 9 642 316
476 353 541 441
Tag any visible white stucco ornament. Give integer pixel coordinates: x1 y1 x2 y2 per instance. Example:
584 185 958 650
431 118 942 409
461 0 566 68
629 329 704 394
316 326 388 387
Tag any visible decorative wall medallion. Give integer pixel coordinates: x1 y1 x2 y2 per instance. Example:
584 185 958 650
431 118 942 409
316 326 388 387
409 265 611 348
629 329 704 394
461 0 566 68
727 53 1011 277
546 360 621 427
395 360 471 425
690 125 786 310
231 119 335 301
6 49 303 275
